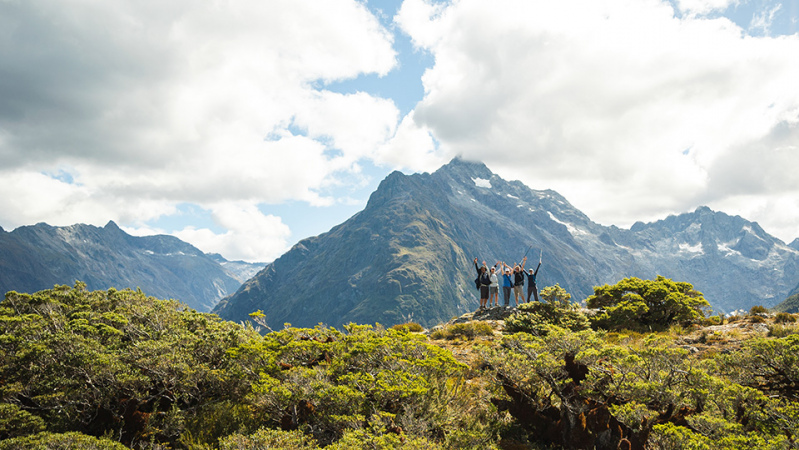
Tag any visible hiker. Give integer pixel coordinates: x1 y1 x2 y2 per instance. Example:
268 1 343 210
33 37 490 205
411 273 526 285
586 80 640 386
514 257 527 305
488 264 500 307
473 257 491 309
526 259 542 302
500 262 514 307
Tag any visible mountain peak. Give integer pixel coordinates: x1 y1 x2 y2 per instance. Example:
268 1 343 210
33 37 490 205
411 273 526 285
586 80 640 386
435 157 493 179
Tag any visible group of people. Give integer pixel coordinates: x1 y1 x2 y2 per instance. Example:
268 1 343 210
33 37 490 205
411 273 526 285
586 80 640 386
473 255 541 309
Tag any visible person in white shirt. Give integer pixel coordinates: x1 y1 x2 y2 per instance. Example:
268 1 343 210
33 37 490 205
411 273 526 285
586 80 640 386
488 263 499 307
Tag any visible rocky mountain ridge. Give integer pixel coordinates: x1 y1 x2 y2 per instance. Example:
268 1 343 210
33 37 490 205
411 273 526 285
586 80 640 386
0 221 264 311
214 158 799 328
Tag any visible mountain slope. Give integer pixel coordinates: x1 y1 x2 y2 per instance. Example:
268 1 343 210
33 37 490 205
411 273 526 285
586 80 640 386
0 221 262 311
214 158 799 327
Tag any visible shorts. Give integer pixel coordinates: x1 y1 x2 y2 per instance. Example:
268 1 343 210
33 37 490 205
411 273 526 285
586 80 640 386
480 285 490 298
514 285 523 296
489 286 498 296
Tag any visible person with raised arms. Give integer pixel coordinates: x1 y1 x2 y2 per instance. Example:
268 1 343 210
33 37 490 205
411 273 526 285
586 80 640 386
473 257 491 310
513 256 527 306
500 261 514 308
526 252 543 302
489 263 500 308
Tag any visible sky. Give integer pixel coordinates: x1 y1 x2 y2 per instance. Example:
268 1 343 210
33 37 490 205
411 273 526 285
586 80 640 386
1 0 798 263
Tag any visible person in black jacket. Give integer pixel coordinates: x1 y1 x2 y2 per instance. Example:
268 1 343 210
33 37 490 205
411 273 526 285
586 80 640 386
474 257 491 310
526 259 542 302
513 256 527 306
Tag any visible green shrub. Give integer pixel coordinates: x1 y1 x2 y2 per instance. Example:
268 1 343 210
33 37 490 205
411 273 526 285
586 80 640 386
767 324 799 338
391 322 424 333
538 284 571 303
749 305 768 315
586 276 710 331
430 322 494 340
701 314 723 326
775 312 796 324
0 403 45 439
0 432 128 450
648 423 711 450
504 288 589 335
218 428 318 450
328 429 445 449
0 283 260 448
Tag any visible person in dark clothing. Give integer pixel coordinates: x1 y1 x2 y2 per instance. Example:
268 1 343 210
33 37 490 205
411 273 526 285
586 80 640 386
513 256 527 305
525 259 542 302
474 257 491 309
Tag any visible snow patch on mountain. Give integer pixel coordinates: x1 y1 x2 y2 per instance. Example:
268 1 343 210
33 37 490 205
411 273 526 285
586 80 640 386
472 177 491 188
678 242 704 255
547 212 587 236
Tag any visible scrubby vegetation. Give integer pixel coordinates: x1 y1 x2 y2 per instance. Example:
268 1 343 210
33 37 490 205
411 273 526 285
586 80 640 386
0 283 495 449
587 276 710 331
504 284 590 335
429 321 495 340
2 278 798 449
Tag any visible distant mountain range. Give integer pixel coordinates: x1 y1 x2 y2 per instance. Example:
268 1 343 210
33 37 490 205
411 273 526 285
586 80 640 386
0 221 265 311
213 158 799 328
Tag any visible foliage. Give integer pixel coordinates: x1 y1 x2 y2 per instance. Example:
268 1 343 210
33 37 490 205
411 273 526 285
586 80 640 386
769 323 799 338
483 326 799 449
586 276 710 331
750 305 768 315
0 403 45 439
391 322 425 333
774 292 799 314
0 432 128 449
504 285 589 335
775 312 796 324
429 322 495 340
231 322 500 448
0 283 257 448
5 282 799 449
218 428 318 450
716 334 799 400
538 283 571 303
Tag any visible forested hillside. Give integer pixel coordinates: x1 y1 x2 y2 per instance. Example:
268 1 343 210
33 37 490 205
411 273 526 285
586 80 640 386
2 281 799 449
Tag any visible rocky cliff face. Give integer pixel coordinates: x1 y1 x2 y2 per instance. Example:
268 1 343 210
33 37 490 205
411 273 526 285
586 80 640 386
213 158 799 328
0 221 263 311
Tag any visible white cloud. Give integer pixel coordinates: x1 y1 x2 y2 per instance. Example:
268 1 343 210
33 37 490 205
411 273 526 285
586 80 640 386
750 4 783 35
395 0 799 241
374 111 445 171
677 0 738 16
0 0 399 260
171 203 291 263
